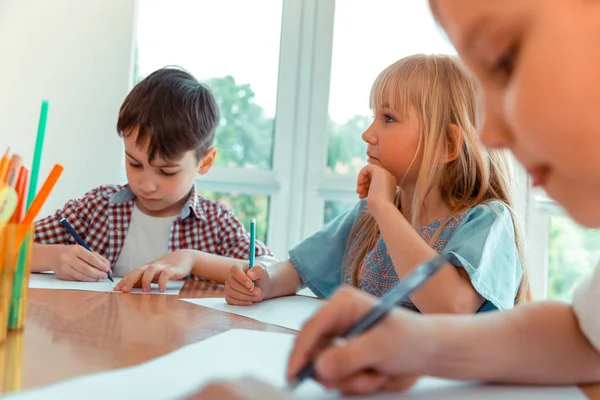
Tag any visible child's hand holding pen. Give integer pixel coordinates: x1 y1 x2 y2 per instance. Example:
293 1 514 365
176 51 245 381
286 287 422 395
224 262 272 306
49 244 112 282
224 218 272 306
57 217 113 282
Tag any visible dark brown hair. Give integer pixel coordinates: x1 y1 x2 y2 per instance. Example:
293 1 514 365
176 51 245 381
117 67 219 163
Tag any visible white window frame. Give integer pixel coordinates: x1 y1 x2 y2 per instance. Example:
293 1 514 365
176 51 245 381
195 0 332 259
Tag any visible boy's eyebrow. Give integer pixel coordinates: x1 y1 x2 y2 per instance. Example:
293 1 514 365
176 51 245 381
153 161 182 168
125 152 140 162
125 151 182 168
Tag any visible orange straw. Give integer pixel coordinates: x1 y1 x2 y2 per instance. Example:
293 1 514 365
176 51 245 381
10 166 29 224
0 147 11 183
16 164 63 246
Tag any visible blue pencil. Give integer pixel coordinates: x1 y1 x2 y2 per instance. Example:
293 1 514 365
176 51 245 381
59 217 113 282
248 218 256 269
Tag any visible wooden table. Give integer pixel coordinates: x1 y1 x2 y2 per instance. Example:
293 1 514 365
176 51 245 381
2 280 600 398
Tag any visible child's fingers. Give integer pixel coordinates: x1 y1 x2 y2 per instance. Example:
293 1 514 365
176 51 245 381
157 268 176 292
231 264 254 291
357 165 373 185
227 275 253 294
226 285 260 303
93 251 111 269
225 293 253 306
246 265 266 281
142 265 161 292
318 371 388 396
65 267 98 282
287 288 377 381
356 183 368 199
356 172 371 198
117 267 146 292
74 246 111 275
71 256 107 280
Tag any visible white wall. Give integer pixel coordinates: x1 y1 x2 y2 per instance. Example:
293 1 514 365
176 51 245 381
0 0 137 218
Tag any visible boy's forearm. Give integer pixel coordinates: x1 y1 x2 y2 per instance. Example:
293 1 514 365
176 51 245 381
425 301 600 384
31 243 59 272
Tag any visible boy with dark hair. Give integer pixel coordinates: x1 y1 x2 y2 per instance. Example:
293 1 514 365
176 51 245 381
32 67 274 289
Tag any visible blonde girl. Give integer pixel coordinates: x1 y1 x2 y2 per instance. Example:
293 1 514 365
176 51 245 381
224 54 529 314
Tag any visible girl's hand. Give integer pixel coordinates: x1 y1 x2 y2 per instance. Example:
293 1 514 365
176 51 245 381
357 164 397 216
224 263 271 306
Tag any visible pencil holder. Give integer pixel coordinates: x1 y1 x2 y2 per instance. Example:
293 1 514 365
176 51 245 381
0 224 33 336
0 225 20 343
0 330 24 394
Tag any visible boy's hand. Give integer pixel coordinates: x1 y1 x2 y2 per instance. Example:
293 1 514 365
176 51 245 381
224 262 271 306
357 164 397 216
52 244 111 282
114 250 194 293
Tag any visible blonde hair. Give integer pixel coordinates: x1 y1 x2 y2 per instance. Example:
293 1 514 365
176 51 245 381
346 54 531 305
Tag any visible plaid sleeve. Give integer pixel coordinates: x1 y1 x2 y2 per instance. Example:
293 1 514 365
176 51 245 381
34 186 105 245
216 208 273 259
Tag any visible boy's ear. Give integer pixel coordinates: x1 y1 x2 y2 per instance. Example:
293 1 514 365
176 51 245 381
446 124 463 163
197 147 217 175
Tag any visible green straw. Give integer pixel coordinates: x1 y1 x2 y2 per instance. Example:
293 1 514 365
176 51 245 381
8 100 48 329
26 100 49 210
8 237 29 328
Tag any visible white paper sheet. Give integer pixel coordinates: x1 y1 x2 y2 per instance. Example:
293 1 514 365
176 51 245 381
3 329 585 400
182 296 324 331
28 273 184 295
296 287 317 298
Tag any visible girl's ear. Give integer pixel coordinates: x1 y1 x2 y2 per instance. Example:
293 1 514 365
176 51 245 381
446 124 463 163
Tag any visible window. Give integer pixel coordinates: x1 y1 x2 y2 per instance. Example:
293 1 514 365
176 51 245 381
523 189 600 300
324 200 354 224
547 215 600 301
133 0 573 301
199 191 270 243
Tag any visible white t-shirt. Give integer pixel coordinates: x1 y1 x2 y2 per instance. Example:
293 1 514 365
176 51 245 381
573 264 600 352
112 204 279 277
113 205 178 276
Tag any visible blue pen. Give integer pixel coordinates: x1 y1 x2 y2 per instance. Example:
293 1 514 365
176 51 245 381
59 217 114 282
248 218 256 269
289 253 449 389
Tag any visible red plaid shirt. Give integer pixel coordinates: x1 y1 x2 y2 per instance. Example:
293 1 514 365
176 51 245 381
34 184 273 264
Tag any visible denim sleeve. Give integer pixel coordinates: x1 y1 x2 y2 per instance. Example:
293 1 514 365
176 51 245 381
444 200 523 310
288 200 365 298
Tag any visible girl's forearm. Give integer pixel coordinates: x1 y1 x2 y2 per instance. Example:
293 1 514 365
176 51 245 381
372 202 483 314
